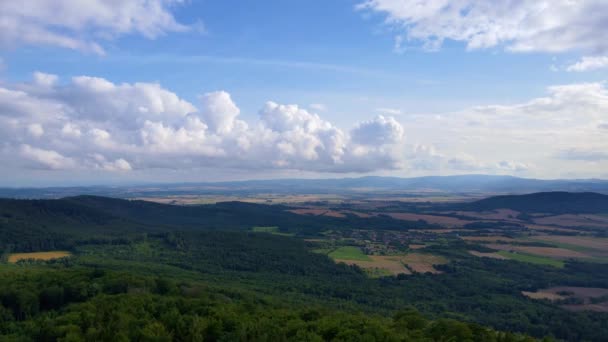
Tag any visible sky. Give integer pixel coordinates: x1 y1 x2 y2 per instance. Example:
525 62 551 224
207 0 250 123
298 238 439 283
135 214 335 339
1 0 607 186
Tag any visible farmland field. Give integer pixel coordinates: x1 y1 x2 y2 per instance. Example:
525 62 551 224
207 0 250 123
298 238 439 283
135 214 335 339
400 253 447 273
381 212 472 226
328 246 371 261
8 251 71 263
469 251 508 259
532 235 608 254
496 251 564 267
336 255 412 276
486 244 590 259
534 214 608 228
523 287 608 312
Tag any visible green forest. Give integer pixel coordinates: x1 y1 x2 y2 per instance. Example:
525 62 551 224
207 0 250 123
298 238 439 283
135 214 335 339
1 196 608 341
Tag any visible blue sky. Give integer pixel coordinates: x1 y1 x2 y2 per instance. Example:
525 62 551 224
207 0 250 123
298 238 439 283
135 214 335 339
1 0 607 185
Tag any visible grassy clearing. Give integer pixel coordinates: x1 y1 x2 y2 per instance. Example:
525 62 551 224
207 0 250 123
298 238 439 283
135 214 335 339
363 267 394 278
8 251 72 263
328 246 371 261
311 248 333 255
252 226 279 233
497 251 564 268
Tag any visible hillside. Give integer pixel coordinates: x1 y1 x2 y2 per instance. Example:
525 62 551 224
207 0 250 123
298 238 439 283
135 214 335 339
0 196 433 252
3 195 608 340
464 192 608 214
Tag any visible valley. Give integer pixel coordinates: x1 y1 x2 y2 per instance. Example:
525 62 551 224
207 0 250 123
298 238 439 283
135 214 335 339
1 190 608 341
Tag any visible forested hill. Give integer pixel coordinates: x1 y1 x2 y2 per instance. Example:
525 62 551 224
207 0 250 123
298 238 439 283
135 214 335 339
464 191 608 214
0 195 434 252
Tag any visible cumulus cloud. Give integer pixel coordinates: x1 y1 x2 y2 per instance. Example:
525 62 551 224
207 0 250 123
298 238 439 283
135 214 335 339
20 145 75 170
567 56 608 72
2 72 605 178
199 91 242 134
358 0 608 53
351 115 404 145
0 0 191 54
0 73 408 174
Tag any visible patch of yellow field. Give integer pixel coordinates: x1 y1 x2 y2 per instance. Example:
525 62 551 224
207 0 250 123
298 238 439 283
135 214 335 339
400 253 448 274
522 291 566 301
336 255 411 276
409 244 426 250
463 236 517 243
469 251 508 259
8 251 72 263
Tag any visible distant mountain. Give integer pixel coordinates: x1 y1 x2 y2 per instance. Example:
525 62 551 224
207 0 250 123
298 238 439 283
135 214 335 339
463 192 608 214
1 175 608 198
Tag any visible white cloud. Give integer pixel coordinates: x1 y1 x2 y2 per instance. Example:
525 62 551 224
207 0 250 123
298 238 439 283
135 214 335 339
199 91 242 134
27 123 44 138
567 56 608 72
0 0 191 54
351 115 404 145
20 144 75 170
2 72 606 178
0 73 409 174
33 72 58 86
358 0 608 53
400 82 608 177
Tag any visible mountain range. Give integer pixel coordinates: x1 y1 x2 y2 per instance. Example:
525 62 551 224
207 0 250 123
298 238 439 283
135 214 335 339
1 174 608 198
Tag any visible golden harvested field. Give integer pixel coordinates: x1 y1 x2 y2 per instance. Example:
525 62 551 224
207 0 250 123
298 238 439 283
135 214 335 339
524 224 582 233
463 236 517 243
485 244 590 259
409 244 426 250
401 253 448 274
411 228 464 234
534 214 608 228
289 208 372 218
381 213 471 227
337 256 412 276
522 291 566 301
469 251 508 259
453 209 521 221
335 253 447 276
523 286 608 312
8 251 72 263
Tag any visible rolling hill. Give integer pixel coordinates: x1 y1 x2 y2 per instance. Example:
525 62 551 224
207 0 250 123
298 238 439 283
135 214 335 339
464 191 608 214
